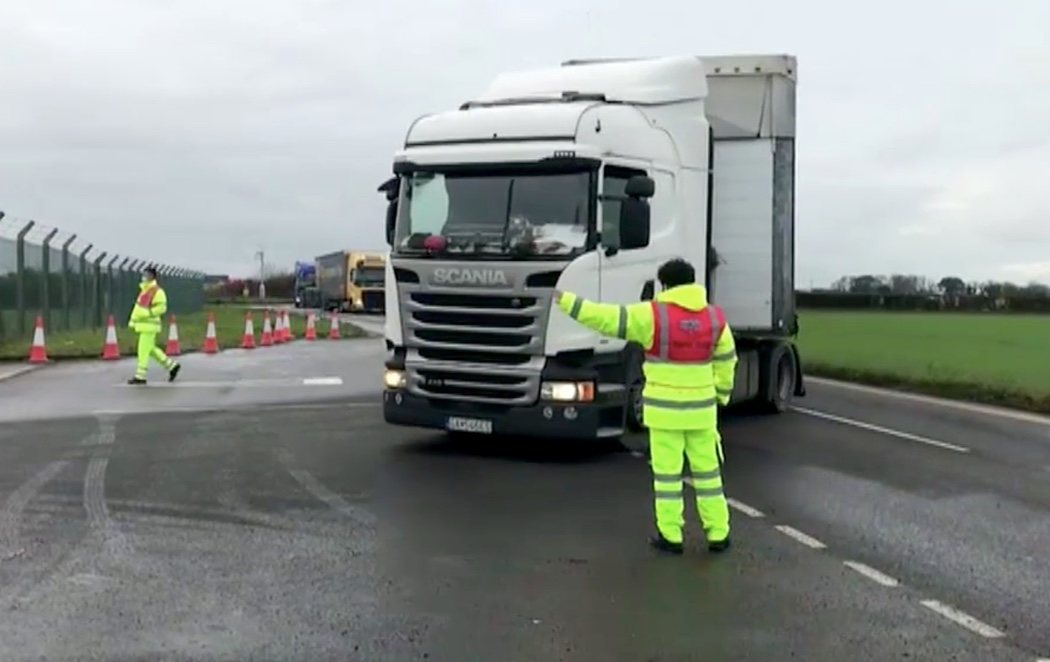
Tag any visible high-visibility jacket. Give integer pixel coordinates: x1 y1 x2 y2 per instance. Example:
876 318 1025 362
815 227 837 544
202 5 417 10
128 280 168 334
557 283 737 430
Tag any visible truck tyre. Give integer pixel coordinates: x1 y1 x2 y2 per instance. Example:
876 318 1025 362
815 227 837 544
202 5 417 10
759 343 797 414
624 348 645 432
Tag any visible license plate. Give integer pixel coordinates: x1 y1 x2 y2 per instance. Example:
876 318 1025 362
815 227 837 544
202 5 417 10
446 416 493 434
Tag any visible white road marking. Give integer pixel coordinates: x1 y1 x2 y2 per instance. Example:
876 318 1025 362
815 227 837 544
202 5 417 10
792 406 970 454
843 561 899 587
727 498 765 518
920 599 1005 638
807 376 1050 427
302 377 343 386
774 525 827 549
286 468 376 527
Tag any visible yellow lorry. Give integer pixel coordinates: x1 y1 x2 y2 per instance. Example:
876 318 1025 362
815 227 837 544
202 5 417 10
315 250 386 313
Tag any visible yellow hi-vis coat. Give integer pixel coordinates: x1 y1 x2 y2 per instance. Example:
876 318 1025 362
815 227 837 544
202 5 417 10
128 280 169 334
557 283 737 429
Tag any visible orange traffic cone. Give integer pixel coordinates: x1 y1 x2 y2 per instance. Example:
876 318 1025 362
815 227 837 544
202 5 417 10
202 312 219 354
101 315 121 360
166 315 181 356
241 312 256 349
274 311 286 344
261 311 274 347
305 312 317 341
27 316 49 364
328 312 341 340
283 311 295 341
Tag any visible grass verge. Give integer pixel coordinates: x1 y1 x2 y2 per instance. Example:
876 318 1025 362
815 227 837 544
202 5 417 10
799 310 1050 414
0 307 363 361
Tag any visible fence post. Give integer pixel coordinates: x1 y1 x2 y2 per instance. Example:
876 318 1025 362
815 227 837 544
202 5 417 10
40 228 59 332
79 244 93 328
61 235 77 331
110 257 125 319
91 252 107 327
15 220 36 336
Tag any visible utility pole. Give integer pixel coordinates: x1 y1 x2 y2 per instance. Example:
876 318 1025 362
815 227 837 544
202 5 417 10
255 249 266 299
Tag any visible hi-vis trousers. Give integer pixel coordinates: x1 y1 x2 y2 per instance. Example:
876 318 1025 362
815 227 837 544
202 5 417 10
135 332 174 380
650 428 729 544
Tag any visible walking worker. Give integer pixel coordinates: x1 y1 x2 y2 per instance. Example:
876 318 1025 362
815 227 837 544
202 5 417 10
554 258 737 554
127 265 181 385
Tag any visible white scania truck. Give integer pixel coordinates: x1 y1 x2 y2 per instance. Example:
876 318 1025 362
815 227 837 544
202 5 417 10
380 55 805 439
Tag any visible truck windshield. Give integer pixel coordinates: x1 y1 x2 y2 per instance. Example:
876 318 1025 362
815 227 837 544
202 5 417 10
353 266 385 286
394 170 592 258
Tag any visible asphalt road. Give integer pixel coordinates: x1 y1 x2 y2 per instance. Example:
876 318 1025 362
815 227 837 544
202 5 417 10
0 325 1047 661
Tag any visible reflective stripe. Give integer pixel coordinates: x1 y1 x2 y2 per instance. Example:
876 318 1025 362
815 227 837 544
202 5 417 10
693 469 721 480
652 472 683 482
643 397 718 410
645 357 711 365
654 491 684 500
656 303 669 361
616 306 628 339
569 298 583 319
694 487 724 498
713 350 736 362
716 387 733 396
708 305 722 339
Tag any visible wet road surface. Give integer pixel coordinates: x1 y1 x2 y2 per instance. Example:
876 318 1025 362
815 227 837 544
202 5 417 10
0 334 1047 660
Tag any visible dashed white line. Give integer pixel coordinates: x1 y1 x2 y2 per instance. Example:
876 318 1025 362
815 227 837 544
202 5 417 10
774 525 827 549
727 498 765 518
843 560 899 587
792 406 970 454
302 377 344 386
920 599 1004 638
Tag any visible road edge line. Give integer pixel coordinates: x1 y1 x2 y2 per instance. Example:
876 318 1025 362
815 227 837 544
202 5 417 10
792 406 970 453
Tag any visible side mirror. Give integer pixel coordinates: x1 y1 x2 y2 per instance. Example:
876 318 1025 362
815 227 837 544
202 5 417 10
379 177 400 246
385 201 397 246
625 175 655 199
619 198 650 250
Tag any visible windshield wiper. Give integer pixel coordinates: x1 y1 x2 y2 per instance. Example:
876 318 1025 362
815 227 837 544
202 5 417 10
499 178 516 252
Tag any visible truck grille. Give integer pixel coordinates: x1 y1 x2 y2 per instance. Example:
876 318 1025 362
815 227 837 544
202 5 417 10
400 282 553 405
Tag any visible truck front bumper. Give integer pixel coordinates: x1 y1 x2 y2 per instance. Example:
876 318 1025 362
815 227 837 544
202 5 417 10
382 390 620 440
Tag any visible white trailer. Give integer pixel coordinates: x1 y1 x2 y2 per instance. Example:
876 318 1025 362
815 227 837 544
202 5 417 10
379 54 804 439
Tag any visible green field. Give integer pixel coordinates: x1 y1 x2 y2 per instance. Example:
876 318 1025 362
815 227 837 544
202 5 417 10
0 307 362 361
798 310 1050 412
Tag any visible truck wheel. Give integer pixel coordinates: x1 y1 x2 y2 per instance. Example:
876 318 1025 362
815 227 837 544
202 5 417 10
759 344 797 414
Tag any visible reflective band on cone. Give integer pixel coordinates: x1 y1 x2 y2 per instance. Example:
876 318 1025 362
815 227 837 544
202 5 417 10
27 316 48 364
241 313 256 349
261 312 274 347
101 315 120 360
202 313 219 354
165 315 181 356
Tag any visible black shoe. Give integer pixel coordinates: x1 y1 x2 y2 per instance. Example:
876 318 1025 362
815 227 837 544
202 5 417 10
708 537 731 553
127 377 147 385
649 535 684 555
168 362 181 382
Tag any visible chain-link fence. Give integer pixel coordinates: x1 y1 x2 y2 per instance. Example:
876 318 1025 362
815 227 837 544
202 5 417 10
0 211 205 341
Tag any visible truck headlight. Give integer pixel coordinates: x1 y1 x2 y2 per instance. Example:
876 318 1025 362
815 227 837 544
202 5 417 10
540 381 595 402
384 369 406 389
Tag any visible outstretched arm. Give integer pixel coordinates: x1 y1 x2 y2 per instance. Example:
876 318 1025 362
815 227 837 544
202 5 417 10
555 291 652 347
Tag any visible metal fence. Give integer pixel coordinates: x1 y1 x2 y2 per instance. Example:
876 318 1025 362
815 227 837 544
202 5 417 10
0 211 205 341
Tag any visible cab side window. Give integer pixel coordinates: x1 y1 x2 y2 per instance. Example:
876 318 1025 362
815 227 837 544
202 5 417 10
602 165 648 250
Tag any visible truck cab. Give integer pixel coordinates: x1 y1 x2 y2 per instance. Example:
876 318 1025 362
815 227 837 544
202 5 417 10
381 55 803 440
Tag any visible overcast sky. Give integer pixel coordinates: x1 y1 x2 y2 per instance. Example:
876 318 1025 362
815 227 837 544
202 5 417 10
1 0 1048 285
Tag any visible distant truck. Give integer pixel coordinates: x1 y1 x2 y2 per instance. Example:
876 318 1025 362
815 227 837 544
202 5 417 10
293 261 321 308
316 250 386 313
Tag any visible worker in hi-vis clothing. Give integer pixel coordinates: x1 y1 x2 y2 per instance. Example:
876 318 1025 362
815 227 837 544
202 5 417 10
555 258 737 554
127 266 181 385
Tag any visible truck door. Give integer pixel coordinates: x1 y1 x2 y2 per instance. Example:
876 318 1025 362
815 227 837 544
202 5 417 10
597 161 661 348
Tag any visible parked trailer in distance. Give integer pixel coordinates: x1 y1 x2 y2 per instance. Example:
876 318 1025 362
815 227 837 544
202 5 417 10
316 250 386 313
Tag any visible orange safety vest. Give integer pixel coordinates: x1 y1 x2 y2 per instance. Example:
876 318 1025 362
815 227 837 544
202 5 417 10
646 302 726 364
137 285 159 309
